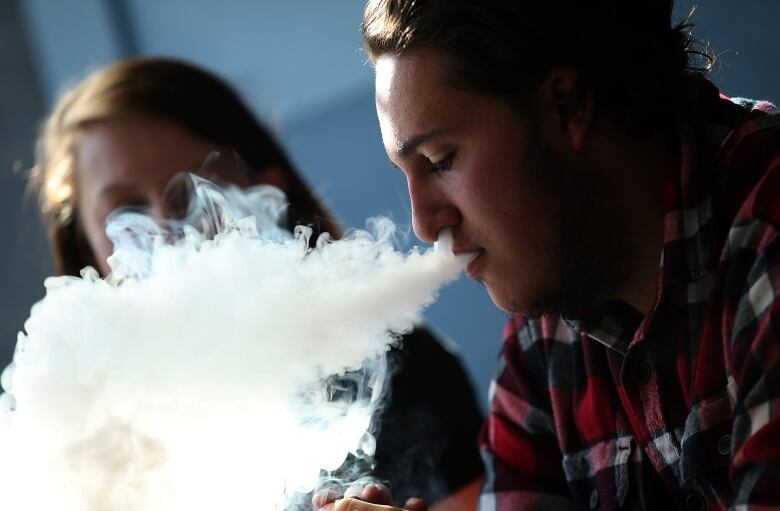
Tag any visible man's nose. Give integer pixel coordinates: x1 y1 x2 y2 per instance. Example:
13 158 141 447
408 177 460 244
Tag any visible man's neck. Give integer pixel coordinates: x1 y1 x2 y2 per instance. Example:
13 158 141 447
593 130 677 315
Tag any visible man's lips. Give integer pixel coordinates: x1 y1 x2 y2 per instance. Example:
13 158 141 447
452 246 485 278
465 251 486 278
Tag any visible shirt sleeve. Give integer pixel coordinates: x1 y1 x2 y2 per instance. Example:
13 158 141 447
478 318 574 510
725 161 780 508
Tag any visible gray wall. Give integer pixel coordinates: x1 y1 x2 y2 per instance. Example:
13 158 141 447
675 1 780 102
2 0 779 409
0 0 51 367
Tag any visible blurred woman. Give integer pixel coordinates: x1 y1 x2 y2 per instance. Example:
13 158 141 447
30 57 484 505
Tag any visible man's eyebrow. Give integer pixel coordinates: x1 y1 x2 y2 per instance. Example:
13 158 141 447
397 129 450 159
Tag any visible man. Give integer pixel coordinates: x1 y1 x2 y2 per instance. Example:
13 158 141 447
319 0 780 509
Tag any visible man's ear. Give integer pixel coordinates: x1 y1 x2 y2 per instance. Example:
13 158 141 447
538 67 594 151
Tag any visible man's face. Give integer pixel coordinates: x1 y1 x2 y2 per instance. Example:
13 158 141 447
375 47 587 314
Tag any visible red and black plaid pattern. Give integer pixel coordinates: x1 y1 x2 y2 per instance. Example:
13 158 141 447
479 78 780 510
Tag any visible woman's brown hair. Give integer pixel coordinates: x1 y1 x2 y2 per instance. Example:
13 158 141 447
31 57 340 276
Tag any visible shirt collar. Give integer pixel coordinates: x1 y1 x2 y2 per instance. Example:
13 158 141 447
563 301 644 355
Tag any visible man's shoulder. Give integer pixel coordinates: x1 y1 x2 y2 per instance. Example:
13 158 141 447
707 97 780 254
719 102 780 256
718 97 780 214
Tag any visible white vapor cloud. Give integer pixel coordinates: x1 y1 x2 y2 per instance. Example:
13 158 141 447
0 177 466 510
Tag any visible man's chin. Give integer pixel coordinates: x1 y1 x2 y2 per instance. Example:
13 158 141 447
485 283 574 318
485 284 530 316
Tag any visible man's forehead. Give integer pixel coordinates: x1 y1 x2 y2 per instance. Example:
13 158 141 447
375 49 446 105
374 54 399 107
375 50 451 154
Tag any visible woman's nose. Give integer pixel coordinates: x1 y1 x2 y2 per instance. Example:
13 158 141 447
160 173 195 220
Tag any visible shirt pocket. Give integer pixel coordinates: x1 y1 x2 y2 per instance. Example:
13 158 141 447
680 389 734 485
562 435 636 510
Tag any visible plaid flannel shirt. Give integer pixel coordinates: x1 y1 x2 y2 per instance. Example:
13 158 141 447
479 77 780 511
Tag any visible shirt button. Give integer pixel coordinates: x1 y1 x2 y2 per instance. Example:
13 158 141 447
589 488 599 509
630 359 652 384
686 493 705 511
718 434 732 455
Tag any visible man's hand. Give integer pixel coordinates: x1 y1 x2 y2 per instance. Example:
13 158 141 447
312 484 427 511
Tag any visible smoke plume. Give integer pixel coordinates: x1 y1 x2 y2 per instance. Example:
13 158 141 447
0 176 466 510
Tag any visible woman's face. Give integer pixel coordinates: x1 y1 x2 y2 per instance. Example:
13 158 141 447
75 116 252 276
